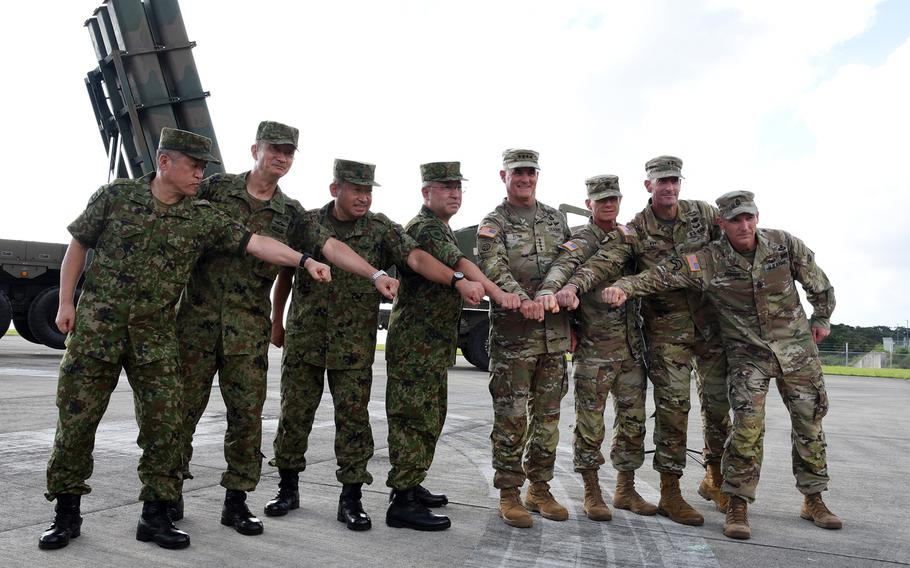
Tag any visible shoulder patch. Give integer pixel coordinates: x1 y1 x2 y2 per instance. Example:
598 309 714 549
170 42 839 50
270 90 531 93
87 186 106 204
558 240 580 252
478 226 498 238
685 254 702 272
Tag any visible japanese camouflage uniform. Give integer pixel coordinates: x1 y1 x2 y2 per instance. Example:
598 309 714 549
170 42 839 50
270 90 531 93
270 159 418 485
613 191 835 502
47 128 250 503
626 155 731 474
536 175 648 474
477 149 571 490
385 162 467 491
176 121 330 493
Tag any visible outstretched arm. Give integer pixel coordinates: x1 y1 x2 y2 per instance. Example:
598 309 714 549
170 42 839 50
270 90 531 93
454 257 521 310
406 249 485 305
321 237 398 300
246 234 331 282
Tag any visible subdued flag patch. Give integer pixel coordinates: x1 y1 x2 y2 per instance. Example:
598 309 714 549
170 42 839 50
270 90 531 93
686 254 702 272
559 240 580 252
478 226 498 238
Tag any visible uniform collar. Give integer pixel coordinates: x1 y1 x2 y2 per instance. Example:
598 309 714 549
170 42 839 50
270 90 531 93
500 198 543 223
228 171 288 214
319 200 371 237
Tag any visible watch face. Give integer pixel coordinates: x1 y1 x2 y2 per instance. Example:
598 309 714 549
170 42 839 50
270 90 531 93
453 272 464 279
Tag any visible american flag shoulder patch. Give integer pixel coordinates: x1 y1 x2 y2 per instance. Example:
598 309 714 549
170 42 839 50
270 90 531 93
478 226 498 238
685 254 701 272
558 240 580 252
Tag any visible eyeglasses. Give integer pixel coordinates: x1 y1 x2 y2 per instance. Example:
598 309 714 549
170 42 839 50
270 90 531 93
426 184 465 194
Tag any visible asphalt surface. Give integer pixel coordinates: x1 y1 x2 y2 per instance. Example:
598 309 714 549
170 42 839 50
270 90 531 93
0 334 907 568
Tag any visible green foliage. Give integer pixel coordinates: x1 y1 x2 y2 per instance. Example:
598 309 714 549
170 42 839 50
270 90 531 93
819 323 909 353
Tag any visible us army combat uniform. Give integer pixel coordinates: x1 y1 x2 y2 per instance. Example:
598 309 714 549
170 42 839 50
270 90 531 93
47 174 250 503
477 200 571 489
538 220 647 473
176 172 329 492
627 199 731 474
385 205 463 491
613 228 835 502
270 202 417 485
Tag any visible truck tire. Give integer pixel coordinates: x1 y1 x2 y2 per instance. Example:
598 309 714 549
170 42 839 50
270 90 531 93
0 292 11 337
13 315 40 344
27 286 74 350
462 321 490 372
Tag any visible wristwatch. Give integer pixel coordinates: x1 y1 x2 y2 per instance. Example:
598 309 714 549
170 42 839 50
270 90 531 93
450 271 465 289
371 270 388 282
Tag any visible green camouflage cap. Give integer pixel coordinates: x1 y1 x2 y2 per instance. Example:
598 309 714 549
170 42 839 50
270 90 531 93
256 120 299 148
420 162 468 183
158 127 221 164
586 174 622 201
334 158 381 187
502 148 540 170
645 155 683 179
716 190 758 219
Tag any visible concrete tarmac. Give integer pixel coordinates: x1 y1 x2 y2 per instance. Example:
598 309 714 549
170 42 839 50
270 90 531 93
0 334 907 567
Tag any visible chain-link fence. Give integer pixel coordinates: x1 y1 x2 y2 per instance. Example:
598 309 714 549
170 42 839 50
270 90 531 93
818 347 910 369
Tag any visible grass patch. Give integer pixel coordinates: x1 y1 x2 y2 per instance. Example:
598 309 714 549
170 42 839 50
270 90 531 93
823 366 910 380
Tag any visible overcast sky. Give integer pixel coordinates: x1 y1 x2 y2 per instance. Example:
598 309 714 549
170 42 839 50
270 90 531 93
1 0 907 328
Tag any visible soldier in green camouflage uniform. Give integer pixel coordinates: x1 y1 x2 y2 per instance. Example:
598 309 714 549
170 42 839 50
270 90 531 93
268 159 482 532
535 175 657 521
477 149 572 529
603 190 842 540
39 128 331 551
175 121 345 536
384 162 514 532
626 155 731 525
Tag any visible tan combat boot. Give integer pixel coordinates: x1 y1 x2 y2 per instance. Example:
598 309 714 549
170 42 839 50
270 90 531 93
613 470 658 516
657 472 704 526
697 462 730 513
723 496 751 540
800 493 843 529
525 481 568 521
580 470 611 521
498 488 533 528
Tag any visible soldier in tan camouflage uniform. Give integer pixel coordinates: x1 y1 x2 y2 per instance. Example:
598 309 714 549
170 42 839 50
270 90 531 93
267 159 483 532
535 175 657 522
176 121 402 536
603 190 842 540
626 156 731 525
384 162 519 531
39 128 332 551
476 149 572 529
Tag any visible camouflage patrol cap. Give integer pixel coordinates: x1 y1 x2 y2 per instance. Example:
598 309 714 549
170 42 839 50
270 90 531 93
586 174 622 201
645 155 683 179
420 162 468 183
716 190 758 219
334 158 381 187
256 120 299 148
502 148 540 170
158 127 221 164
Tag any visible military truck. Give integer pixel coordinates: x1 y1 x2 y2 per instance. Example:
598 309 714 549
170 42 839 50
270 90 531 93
1 0 222 349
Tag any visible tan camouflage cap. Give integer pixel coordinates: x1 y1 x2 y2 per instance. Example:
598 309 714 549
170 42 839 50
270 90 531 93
502 148 540 170
645 155 683 179
256 120 299 148
158 127 221 164
334 158 381 187
716 190 758 219
586 174 622 201
420 162 468 183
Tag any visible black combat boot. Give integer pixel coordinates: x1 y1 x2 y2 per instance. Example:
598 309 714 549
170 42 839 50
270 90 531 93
413 484 448 508
337 483 371 531
386 488 451 531
167 495 184 521
136 500 191 549
38 494 83 550
221 489 264 535
264 469 299 517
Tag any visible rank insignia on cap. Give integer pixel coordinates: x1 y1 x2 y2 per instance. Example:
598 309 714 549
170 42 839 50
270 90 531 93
685 254 702 272
559 240 580 252
478 226 498 238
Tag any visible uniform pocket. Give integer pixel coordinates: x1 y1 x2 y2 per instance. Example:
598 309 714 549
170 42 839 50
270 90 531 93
810 373 829 421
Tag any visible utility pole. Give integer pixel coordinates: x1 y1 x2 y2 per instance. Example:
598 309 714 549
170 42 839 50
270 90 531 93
845 342 849 367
